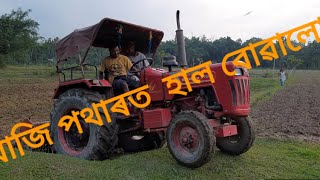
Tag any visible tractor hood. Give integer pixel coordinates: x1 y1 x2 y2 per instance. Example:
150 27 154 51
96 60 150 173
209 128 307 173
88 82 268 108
55 17 164 68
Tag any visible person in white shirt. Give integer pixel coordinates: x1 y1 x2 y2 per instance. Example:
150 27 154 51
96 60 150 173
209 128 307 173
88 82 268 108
279 68 287 86
125 41 149 70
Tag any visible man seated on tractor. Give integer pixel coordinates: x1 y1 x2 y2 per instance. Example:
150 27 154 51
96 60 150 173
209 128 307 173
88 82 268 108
124 41 149 70
99 43 140 93
122 41 148 82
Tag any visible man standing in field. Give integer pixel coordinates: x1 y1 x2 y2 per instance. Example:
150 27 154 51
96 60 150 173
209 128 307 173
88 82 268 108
279 68 287 86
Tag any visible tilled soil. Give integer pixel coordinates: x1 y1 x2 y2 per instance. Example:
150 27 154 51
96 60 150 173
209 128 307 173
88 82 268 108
0 78 56 138
251 70 320 142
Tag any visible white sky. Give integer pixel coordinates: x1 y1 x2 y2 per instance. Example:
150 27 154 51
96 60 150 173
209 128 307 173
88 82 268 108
1 0 319 41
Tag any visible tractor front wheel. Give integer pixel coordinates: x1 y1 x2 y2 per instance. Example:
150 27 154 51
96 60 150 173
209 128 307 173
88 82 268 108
216 116 255 155
167 111 215 168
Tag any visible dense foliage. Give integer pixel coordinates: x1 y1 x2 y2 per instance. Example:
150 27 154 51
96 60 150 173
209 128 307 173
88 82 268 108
0 8 57 67
153 36 319 69
0 9 319 69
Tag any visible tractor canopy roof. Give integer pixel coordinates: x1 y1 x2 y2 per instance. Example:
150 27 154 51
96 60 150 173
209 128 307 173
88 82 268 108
55 17 164 66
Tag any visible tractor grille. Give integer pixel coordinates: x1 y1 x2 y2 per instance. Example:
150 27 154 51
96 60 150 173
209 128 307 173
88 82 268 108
228 80 237 105
229 78 250 105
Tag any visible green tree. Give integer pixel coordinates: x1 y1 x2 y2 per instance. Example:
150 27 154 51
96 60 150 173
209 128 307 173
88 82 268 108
0 8 39 66
156 35 320 70
211 36 242 63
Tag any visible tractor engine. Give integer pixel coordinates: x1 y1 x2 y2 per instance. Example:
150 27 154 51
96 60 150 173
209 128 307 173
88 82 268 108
141 62 250 119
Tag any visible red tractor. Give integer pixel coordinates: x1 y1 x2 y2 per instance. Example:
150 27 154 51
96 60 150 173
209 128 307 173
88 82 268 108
50 11 254 168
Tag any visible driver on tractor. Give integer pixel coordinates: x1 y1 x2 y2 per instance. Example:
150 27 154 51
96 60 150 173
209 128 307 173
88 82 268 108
125 41 149 70
99 43 140 93
123 41 148 82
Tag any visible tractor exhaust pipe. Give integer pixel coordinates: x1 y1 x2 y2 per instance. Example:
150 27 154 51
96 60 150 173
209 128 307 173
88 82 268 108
176 10 188 68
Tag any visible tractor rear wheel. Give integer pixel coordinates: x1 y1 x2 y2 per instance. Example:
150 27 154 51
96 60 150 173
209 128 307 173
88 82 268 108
216 116 255 155
50 89 118 160
167 111 215 168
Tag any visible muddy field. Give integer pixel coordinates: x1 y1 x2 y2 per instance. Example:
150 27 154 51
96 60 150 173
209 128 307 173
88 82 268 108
251 70 320 142
0 68 319 142
0 68 57 137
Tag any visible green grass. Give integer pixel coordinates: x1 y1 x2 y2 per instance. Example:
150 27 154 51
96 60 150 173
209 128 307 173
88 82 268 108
0 65 99 81
0 66 56 79
249 71 296 106
0 138 319 179
249 68 298 106
250 77 280 106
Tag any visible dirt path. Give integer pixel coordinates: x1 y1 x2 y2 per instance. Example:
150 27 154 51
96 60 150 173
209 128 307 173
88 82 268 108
251 70 320 142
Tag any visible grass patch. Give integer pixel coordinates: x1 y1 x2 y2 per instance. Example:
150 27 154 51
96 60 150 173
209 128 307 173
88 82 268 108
0 66 56 79
0 65 99 81
250 72 296 106
250 77 281 106
0 138 319 179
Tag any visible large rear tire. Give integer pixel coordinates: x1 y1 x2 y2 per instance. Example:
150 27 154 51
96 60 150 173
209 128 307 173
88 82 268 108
167 111 215 168
216 116 255 155
50 89 118 160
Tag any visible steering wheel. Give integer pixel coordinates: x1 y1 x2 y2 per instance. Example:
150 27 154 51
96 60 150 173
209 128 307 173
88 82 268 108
130 58 153 73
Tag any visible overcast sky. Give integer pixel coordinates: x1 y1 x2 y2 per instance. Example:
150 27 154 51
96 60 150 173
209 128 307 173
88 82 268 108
1 0 319 41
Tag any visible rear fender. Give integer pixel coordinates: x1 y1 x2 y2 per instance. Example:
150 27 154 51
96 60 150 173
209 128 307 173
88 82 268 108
53 79 112 99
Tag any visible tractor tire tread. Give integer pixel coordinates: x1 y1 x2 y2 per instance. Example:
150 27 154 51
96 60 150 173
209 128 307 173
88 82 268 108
216 116 255 155
167 110 215 168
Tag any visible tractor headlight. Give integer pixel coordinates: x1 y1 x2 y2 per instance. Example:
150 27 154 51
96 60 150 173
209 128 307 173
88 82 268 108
234 68 243 76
